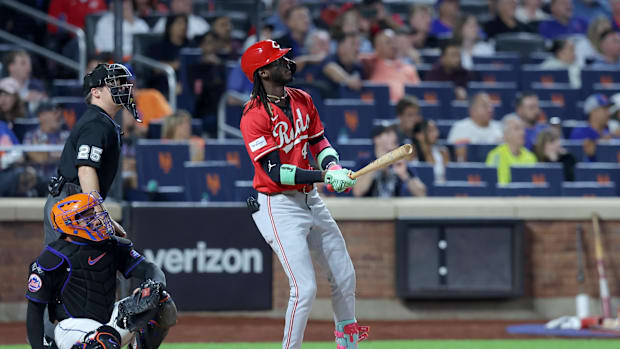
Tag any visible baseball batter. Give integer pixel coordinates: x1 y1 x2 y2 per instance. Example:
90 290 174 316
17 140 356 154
239 40 369 349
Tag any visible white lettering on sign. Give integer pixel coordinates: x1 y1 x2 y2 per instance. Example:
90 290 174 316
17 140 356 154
143 241 263 274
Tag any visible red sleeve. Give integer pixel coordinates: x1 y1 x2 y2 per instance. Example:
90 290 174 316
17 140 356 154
47 0 62 33
240 107 279 162
306 93 325 140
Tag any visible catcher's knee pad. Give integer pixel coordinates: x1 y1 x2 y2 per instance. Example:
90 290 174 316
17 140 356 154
154 291 177 328
334 320 369 349
133 321 171 349
71 325 121 349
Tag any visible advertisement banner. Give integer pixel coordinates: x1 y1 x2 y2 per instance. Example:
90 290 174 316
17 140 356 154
130 204 272 311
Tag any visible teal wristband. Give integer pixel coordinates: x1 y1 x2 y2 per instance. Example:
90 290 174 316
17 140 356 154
317 147 339 170
280 164 297 185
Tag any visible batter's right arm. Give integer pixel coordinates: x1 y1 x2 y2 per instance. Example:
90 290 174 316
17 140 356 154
259 151 325 185
26 300 46 349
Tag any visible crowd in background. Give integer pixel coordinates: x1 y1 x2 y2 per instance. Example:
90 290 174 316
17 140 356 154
0 0 619 198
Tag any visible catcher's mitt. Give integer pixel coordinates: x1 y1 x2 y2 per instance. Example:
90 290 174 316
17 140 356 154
116 279 162 331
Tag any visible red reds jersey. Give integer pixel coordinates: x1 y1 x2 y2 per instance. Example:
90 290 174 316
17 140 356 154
241 87 325 194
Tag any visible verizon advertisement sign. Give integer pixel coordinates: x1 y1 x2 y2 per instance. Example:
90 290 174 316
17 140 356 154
130 205 272 311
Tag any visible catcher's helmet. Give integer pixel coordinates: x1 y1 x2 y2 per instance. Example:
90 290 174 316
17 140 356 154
50 192 114 242
83 63 142 122
241 40 292 83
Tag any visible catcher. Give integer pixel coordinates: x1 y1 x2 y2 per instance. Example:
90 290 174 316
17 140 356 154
25 192 177 349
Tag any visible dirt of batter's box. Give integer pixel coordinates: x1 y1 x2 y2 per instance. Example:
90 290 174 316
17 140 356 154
0 317 543 345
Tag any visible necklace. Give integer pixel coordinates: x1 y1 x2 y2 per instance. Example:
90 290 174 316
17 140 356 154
267 91 288 104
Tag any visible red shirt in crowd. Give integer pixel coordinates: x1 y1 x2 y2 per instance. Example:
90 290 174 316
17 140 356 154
47 0 107 33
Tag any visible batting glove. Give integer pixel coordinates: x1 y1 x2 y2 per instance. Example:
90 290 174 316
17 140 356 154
325 164 352 193
325 168 356 193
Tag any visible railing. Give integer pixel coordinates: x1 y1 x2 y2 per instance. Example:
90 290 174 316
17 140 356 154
131 54 177 111
0 0 86 79
217 91 244 139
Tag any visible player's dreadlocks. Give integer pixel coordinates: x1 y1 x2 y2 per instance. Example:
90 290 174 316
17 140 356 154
249 70 273 118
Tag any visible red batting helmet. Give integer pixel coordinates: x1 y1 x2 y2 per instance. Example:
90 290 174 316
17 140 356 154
241 40 291 83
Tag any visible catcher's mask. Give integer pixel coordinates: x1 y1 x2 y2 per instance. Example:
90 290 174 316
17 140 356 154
51 191 114 242
83 63 142 122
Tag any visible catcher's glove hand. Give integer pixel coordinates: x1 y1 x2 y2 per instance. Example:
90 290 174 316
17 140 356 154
116 279 162 331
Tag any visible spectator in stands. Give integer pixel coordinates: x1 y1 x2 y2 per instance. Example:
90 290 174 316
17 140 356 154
211 15 241 60
295 30 332 83
265 0 298 37
189 31 227 137
275 5 312 58
534 127 576 181
425 39 474 101
243 24 275 52
225 63 253 105
330 7 373 53
395 27 423 66
591 29 620 67
149 14 188 95
430 0 460 39
508 92 546 150
47 0 107 33
538 0 588 39
133 0 169 17
454 14 495 70
321 33 363 97
409 4 438 50
608 92 620 136
412 120 449 182
153 0 209 41
361 29 421 102
353 125 427 197
515 0 549 24
4 51 46 105
359 0 406 34
161 110 204 162
395 95 423 144
0 77 27 125
94 0 150 60
484 0 532 39
486 114 537 184
0 0 46 46
23 102 69 178
0 118 22 170
570 94 612 161
448 92 503 161
540 39 582 88
575 16 612 65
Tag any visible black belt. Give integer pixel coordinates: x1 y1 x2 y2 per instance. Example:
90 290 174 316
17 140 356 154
48 176 81 197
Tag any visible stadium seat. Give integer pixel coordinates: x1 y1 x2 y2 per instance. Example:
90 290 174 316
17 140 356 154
521 66 570 88
449 101 469 120
531 83 580 119
184 160 238 202
419 49 440 65
322 99 375 141
336 138 374 162
339 82 391 118
84 13 105 58
581 68 620 98
408 163 435 193
147 119 203 139
465 143 499 162
595 142 620 163
436 119 456 139
539 100 572 121
562 139 586 162
574 163 620 194
224 104 244 133
495 182 553 196
131 33 165 77
561 181 617 197
472 53 520 67
527 52 552 65
52 97 87 129
405 82 455 116
234 180 255 202
445 162 497 188
135 140 190 189
510 163 564 195
467 81 517 117
432 181 491 197
561 120 588 139
471 65 518 84
178 48 202 113
12 118 39 143
592 83 620 100
204 139 253 180
494 32 546 61
52 79 83 97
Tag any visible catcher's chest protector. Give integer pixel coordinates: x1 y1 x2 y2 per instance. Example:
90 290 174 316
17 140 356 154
49 240 118 323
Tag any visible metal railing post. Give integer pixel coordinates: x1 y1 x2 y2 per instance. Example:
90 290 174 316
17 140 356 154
131 54 177 111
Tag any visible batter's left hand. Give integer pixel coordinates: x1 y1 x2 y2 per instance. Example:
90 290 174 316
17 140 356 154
325 168 356 193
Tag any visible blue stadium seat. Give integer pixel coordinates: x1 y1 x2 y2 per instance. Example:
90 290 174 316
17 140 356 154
495 182 553 196
561 120 588 139
420 49 440 65
527 52 552 65
472 53 520 67
466 143 499 162
531 83 580 119
472 65 518 84
184 161 238 201
12 118 39 143
510 163 563 195
234 180 255 201
449 101 469 120
147 119 203 139
581 68 620 98
52 79 82 97
52 97 87 129
467 81 517 118
405 82 455 116
539 100 568 120
595 142 620 163
432 181 491 197
561 181 617 197
562 140 586 162
224 104 244 132
445 162 497 188
135 140 190 189
592 83 620 100
418 100 443 120
408 163 435 193
339 82 391 118
574 162 620 194
322 99 375 141
521 65 570 88
436 119 456 139
336 139 374 162
178 48 202 113
204 139 253 180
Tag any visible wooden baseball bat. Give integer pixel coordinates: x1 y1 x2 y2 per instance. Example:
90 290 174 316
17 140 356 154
350 144 413 180
592 213 612 318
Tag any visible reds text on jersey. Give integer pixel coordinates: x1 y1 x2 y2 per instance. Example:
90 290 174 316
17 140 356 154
240 87 324 193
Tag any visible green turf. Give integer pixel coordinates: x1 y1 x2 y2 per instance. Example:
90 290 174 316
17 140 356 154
3 340 620 349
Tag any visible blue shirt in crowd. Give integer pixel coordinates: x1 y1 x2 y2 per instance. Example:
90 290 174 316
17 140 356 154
538 17 588 39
